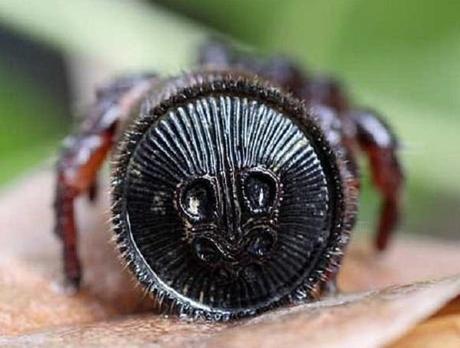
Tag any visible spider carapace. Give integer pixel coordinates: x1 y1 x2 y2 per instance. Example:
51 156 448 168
54 41 404 321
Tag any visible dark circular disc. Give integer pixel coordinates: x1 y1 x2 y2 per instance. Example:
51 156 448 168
112 75 345 320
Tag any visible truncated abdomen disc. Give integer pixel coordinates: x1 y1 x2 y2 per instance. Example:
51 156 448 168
112 76 345 320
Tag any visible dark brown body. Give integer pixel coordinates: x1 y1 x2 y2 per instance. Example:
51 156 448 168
54 42 403 320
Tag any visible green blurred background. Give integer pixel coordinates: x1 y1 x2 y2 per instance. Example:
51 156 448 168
0 0 459 239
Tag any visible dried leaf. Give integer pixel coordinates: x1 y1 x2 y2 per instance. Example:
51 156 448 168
1 276 459 347
390 301 460 348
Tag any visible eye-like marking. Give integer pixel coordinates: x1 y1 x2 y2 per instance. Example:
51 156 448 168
242 169 278 214
179 177 216 223
246 227 276 259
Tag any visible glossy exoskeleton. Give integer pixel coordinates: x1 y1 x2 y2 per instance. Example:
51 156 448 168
54 41 404 320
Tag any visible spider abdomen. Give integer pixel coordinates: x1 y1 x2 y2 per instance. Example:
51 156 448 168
111 72 349 320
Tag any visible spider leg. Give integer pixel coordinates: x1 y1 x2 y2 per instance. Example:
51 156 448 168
198 39 234 67
54 74 158 289
312 105 360 294
352 109 404 251
301 76 349 113
199 40 306 92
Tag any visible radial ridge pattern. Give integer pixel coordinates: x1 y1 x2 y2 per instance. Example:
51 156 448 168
121 94 332 317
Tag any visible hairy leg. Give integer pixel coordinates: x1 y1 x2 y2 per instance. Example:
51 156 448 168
198 40 306 92
300 77 349 113
315 105 361 292
352 109 404 251
54 74 158 288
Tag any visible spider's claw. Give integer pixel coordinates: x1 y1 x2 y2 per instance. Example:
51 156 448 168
60 277 80 295
62 264 82 292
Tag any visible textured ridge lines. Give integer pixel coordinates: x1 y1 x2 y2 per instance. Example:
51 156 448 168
124 94 331 314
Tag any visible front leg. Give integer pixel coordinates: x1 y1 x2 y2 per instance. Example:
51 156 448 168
198 40 306 92
54 75 158 289
352 109 404 251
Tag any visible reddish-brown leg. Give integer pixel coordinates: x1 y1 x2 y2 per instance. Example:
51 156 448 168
300 77 350 113
352 109 404 251
198 40 306 92
54 75 158 289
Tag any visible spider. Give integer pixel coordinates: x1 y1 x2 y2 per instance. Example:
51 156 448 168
54 41 403 321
